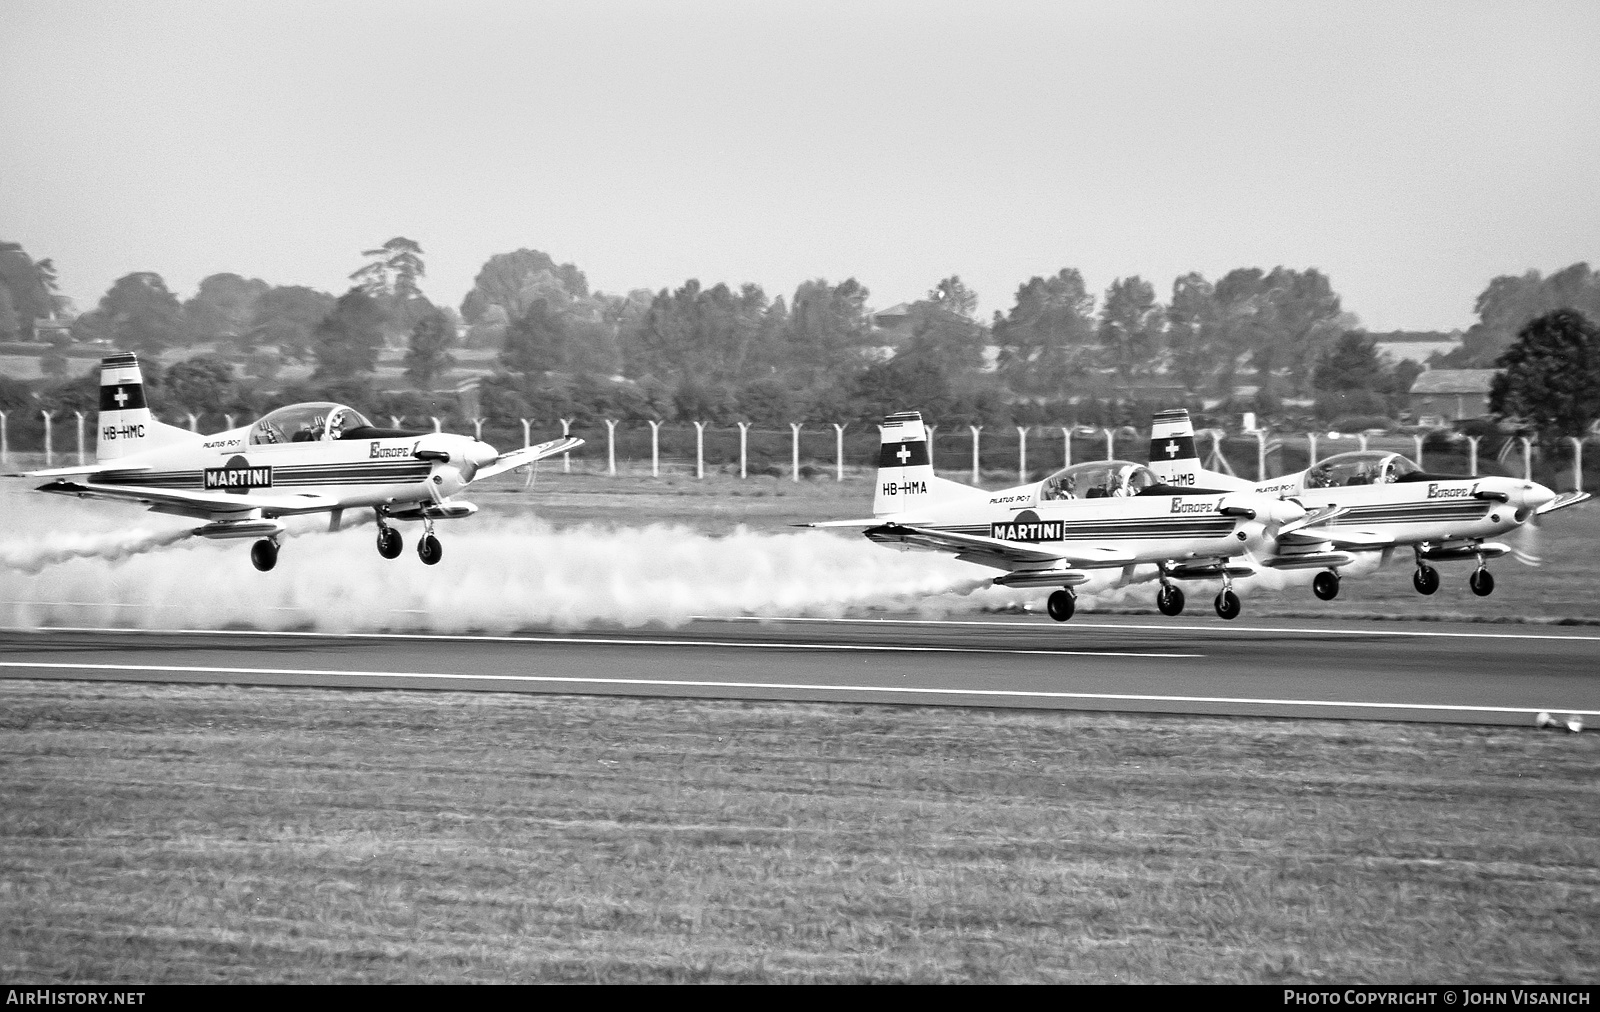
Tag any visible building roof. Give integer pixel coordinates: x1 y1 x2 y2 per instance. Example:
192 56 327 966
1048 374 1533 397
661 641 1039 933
1409 369 1498 395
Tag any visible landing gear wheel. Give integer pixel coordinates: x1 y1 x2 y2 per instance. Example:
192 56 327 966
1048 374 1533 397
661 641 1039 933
250 539 278 572
1312 570 1340 601
1214 588 1241 621
1413 565 1439 595
376 527 403 559
1469 568 1495 597
1046 589 1076 622
1156 585 1185 617
418 534 443 566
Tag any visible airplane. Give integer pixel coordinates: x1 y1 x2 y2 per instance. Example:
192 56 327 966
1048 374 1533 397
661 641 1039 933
11 352 583 571
1145 407 1590 601
802 410 1315 621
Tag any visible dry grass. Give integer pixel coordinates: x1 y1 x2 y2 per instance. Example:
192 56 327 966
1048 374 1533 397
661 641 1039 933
3 681 1596 983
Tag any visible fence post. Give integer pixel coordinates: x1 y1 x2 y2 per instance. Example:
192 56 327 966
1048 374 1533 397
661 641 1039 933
225 414 236 432
694 420 707 479
925 424 937 472
41 409 53 466
1255 430 1269 482
520 419 531 448
1412 433 1425 471
833 423 847 482
738 422 750 479
1103 428 1114 461
470 418 484 441
604 419 618 476
75 411 86 465
969 425 982 484
1466 435 1480 476
1016 426 1029 483
790 422 802 482
560 418 573 473
648 419 662 477
1519 436 1532 481
391 415 405 428
1306 433 1318 469
430 416 441 433
187 412 198 433
0 411 7 468
1062 427 1072 470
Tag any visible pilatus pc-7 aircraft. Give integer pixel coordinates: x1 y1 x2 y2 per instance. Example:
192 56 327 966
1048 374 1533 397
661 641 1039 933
1145 408 1589 600
804 411 1317 621
14 353 582 571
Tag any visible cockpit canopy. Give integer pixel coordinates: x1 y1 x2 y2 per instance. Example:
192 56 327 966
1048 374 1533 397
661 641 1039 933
1304 450 1421 489
248 403 373 445
1039 460 1160 501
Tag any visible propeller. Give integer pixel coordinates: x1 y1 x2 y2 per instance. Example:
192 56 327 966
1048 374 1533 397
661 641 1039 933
1510 512 1543 567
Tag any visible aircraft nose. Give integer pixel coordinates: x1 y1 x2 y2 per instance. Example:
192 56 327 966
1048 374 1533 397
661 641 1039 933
1267 498 1307 526
1521 482 1557 511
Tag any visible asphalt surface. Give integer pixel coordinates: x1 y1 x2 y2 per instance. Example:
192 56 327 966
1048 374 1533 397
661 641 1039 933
1 614 1596 726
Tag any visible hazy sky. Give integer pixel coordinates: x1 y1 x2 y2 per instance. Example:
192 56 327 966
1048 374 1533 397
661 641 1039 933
2 0 1596 331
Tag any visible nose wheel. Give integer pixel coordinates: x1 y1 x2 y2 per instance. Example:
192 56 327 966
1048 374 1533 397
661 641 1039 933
1412 564 1439 595
418 533 443 566
250 538 279 572
377 526 403 559
1156 583 1185 616
1213 589 1241 620
1046 588 1076 622
1312 570 1340 601
1469 567 1495 597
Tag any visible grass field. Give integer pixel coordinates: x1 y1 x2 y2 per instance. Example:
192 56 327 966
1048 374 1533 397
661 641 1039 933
3 681 1597 984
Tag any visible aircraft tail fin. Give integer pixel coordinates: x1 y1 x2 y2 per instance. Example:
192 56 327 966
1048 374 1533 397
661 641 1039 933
96 352 195 461
1147 408 1202 486
872 411 981 516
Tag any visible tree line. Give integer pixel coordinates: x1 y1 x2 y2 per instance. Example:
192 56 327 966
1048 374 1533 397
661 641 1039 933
3 236 1599 436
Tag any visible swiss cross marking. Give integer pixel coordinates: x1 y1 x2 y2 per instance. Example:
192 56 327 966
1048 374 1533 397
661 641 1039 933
896 444 911 464
114 387 129 408
1165 440 1179 458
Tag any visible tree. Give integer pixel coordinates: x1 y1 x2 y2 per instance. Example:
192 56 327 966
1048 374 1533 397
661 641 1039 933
0 241 57 340
784 278 871 382
312 288 386 379
184 273 270 345
1449 263 1600 367
848 358 953 425
500 299 570 376
1098 276 1162 387
1166 272 1219 395
992 269 1097 395
164 354 238 418
351 237 426 299
404 308 457 388
71 272 186 355
460 249 589 324
1314 331 1384 392
246 285 336 359
1490 310 1600 440
0 285 18 341
926 276 978 318
633 280 771 383
896 301 987 377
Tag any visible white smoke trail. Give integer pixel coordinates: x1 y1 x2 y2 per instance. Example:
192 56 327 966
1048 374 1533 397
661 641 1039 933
0 527 197 574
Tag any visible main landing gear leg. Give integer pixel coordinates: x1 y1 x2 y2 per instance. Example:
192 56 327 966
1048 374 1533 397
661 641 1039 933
376 509 403 560
1469 551 1495 597
1213 573 1241 621
1412 547 1439 595
418 516 443 566
1046 588 1076 622
1155 572 1185 617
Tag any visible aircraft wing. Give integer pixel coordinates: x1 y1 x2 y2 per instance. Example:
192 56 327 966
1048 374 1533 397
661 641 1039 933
471 436 585 483
35 479 341 518
1537 490 1591 516
6 462 153 479
864 523 1136 571
1278 525 1395 549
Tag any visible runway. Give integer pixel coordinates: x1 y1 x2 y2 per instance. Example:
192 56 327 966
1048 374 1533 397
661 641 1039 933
2 614 1596 726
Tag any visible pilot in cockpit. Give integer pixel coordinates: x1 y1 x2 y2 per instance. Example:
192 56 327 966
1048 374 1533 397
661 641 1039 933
327 409 345 440
1041 473 1077 501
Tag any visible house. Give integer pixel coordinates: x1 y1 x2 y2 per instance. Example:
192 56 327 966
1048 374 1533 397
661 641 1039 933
1408 369 1497 425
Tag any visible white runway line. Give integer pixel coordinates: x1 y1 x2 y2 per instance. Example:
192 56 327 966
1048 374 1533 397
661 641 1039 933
2 661 1594 718
0 627 1199 659
697 614 1600 642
